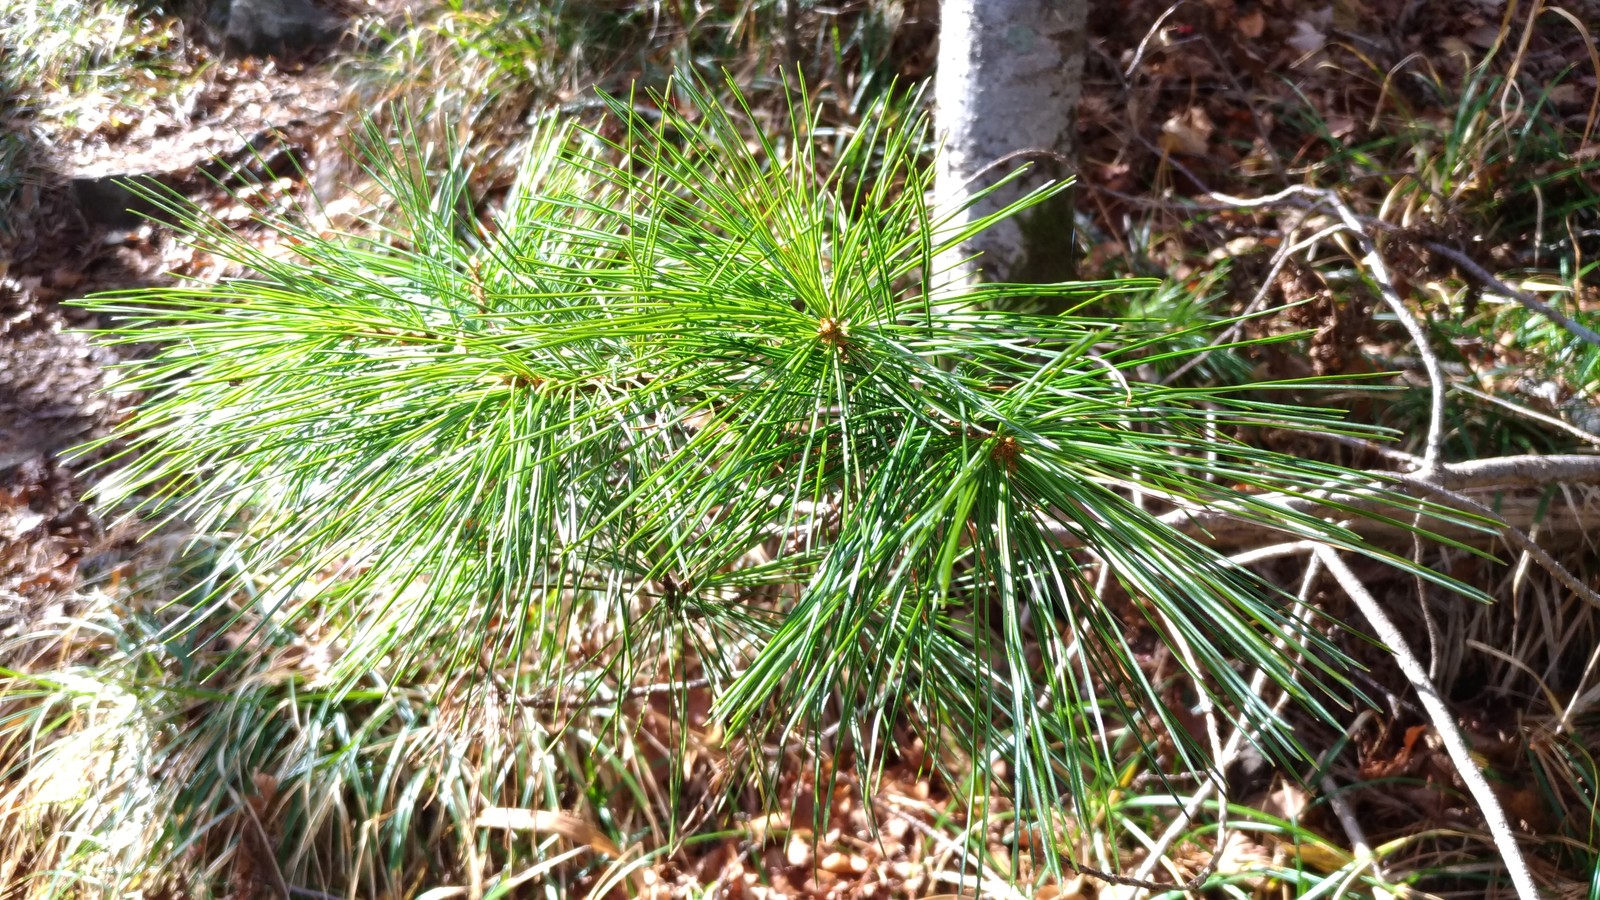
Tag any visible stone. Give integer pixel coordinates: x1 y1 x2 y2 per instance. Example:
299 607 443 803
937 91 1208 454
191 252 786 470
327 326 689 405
69 174 171 229
215 0 344 58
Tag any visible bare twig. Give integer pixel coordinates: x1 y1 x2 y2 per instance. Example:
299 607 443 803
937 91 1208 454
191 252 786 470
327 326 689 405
1412 521 1442 681
1313 546 1541 900
1128 547 1321 892
1301 429 1424 468
1395 472 1600 612
1422 240 1600 349
518 675 718 709
1317 710 1383 882
1124 2 1195 80
1432 453 1600 488
1454 383 1600 449
1210 186 1448 472
1049 453 1600 550
1226 540 1322 566
1160 219 1344 386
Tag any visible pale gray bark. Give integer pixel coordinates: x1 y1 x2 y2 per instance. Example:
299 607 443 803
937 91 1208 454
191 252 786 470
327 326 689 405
934 0 1088 292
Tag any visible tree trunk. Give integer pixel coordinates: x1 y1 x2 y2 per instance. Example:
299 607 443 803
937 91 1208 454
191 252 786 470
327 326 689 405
934 0 1088 293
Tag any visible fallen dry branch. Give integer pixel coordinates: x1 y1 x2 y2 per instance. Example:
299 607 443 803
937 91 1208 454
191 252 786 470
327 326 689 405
1210 185 1450 469
1314 545 1541 900
1421 241 1600 350
1454 383 1600 450
1395 473 1600 613
1433 453 1600 489
1061 454 1600 552
1127 551 1320 890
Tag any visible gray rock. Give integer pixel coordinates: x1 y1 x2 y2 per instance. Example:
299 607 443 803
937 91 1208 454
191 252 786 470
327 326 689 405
216 0 344 58
69 174 169 228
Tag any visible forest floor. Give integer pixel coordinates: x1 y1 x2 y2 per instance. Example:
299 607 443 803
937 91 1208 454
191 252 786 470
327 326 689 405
2 0 1598 897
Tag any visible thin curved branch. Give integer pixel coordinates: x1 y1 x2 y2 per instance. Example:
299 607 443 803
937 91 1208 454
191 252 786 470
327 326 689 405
1395 472 1600 612
1422 240 1600 349
1051 454 1600 551
1209 185 1448 471
1314 546 1541 900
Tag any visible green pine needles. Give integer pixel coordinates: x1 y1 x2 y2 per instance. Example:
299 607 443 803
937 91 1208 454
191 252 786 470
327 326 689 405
74 77 1466 887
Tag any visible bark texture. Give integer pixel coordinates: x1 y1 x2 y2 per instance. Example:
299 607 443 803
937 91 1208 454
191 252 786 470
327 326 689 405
934 0 1088 290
